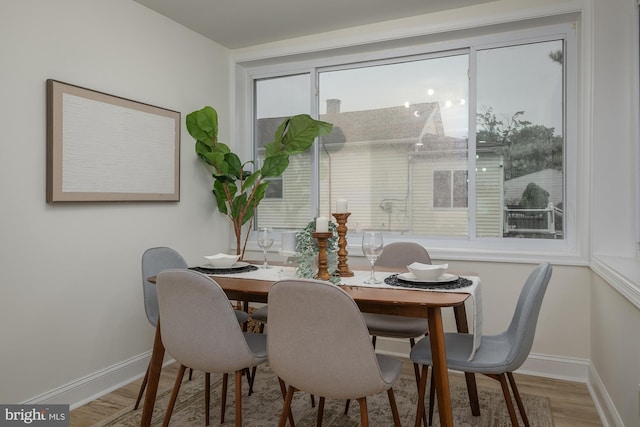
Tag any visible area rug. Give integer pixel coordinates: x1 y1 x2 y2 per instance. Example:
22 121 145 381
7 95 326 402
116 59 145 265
95 365 553 426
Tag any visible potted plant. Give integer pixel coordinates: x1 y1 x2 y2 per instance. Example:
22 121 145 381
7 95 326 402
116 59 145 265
186 106 332 259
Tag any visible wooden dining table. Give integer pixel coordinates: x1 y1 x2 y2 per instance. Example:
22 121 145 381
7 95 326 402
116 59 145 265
141 267 479 427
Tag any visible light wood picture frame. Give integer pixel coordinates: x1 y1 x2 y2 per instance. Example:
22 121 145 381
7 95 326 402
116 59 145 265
46 79 180 202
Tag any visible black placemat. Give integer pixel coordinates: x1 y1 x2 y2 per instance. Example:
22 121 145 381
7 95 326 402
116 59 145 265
190 264 259 275
384 274 473 290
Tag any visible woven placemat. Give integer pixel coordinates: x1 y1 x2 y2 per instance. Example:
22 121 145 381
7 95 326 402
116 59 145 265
384 274 473 290
190 264 259 275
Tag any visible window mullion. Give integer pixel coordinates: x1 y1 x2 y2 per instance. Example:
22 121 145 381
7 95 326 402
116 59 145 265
467 48 478 240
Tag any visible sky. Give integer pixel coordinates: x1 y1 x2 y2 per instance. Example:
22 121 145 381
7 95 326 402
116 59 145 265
256 39 564 140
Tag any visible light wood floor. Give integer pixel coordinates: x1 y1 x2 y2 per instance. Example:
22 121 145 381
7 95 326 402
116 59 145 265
70 361 602 426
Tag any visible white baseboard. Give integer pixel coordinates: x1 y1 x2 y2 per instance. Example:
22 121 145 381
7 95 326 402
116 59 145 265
587 363 624 427
23 352 166 410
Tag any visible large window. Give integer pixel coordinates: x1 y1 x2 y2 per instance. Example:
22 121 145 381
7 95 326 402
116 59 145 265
250 23 573 249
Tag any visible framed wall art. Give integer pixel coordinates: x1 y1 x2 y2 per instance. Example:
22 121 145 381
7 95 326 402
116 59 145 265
46 79 180 202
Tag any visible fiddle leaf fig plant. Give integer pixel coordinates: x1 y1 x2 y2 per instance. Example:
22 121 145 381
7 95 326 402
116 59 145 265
186 106 332 259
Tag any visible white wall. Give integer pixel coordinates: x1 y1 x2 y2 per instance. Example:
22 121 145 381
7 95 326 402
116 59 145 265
0 0 233 404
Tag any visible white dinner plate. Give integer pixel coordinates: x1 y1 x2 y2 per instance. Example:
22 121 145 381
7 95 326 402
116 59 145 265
397 272 459 284
198 261 250 270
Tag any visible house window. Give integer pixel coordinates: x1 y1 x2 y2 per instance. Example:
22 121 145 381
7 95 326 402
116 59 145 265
434 170 468 208
264 177 283 199
249 22 574 249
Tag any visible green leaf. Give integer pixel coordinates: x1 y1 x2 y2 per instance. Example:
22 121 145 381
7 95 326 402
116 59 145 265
212 172 236 185
266 118 291 155
280 115 333 154
230 192 248 221
242 170 261 191
261 154 289 177
195 141 214 165
216 142 231 154
186 106 218 143
224 152 243 178
241 181 269 225
199 150 225 170
264 140 280 158
212 180 228 214
253 181 269 204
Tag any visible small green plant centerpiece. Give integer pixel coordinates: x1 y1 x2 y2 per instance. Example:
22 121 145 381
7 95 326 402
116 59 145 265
296 219 340 284
187 106 332 259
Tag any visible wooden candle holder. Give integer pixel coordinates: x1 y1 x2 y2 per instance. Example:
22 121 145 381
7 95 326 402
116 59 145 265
312 231 333 281
331 212 354 277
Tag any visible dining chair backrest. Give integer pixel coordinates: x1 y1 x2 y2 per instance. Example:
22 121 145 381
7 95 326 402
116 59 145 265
268 279 395 399
503 262 553 371
156 269 261 374
375 242 431 267
141 247 188 327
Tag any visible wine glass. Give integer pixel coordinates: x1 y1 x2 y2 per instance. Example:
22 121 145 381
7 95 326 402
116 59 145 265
362 231 384 284
256 227 274 269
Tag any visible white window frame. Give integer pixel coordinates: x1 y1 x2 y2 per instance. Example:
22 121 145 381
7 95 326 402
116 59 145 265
233 15 585 265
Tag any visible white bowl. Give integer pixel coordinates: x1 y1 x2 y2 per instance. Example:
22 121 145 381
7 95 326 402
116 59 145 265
407 262 448 281
203 253 240 268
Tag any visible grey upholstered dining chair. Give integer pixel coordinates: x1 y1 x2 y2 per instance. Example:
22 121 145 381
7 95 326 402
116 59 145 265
410 262 553 427
156 269 268 427
268 278 403 427
365 241 432 350
134 247 249 410
360 242 431 406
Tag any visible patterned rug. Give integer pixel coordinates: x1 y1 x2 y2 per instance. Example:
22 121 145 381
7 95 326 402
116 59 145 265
95 364 553 426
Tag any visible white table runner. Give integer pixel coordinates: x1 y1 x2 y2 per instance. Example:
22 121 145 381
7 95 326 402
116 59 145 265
212 265 482 360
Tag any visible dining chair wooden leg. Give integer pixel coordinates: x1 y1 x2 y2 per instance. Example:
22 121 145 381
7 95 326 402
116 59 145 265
235 370 243 427
316 397 325 427
205 373 211 426
278 385 296 427
162 364 187 427
464 372 481 416
246 367 255 396
409 337 428 426
507 372 529 427
278 378 296 427
134 363 150 410
387 388 401 427
220 373 228 423
428 367 436 426
188 367 193 381
415 365 428 427
357 397 369 427
496 373 520 426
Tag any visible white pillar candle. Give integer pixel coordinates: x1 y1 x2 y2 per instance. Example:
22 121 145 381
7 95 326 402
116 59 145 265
316 216 329 232
336 199 348 213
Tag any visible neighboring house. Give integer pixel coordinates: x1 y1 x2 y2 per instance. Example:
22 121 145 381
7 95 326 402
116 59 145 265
256 100 505 237
504 168 564 207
